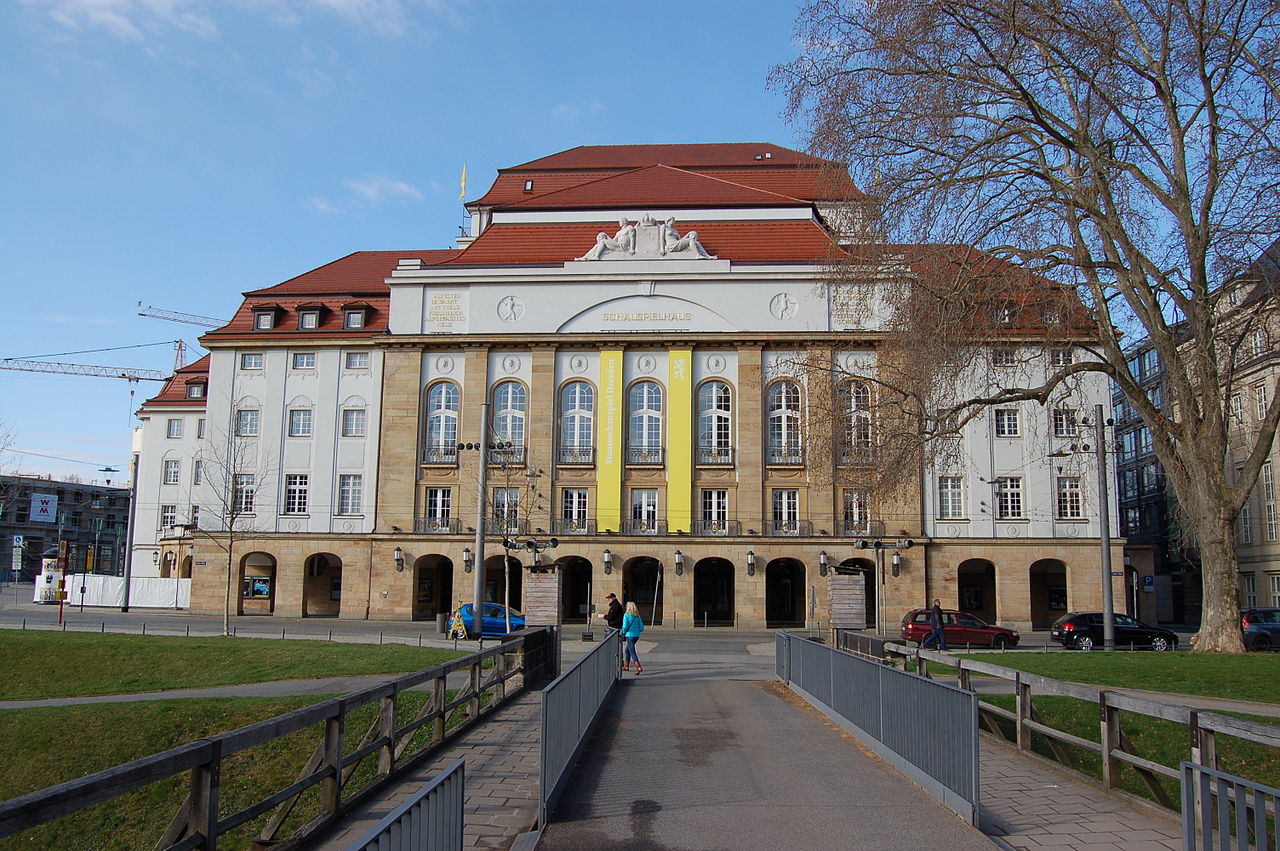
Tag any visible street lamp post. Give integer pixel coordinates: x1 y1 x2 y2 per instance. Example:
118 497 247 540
1093 403 1117 651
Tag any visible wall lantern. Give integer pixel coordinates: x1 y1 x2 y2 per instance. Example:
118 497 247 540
152 550 160 565
602 548 613 575
462 547 473 573
394 546 405 572
891 550 902 578
674 550 684 576
746 550 756 576
819 550 829 577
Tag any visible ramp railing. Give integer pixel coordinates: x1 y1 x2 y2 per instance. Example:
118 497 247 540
776 632 979 825
1181 762 1279 850
344 759 465 851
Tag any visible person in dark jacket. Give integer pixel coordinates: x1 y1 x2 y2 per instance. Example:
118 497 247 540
922 598 949 651
598 592 624 631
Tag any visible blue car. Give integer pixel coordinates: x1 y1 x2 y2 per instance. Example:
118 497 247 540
448 603 525 638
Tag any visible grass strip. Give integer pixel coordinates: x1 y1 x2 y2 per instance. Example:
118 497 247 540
0 630 464 699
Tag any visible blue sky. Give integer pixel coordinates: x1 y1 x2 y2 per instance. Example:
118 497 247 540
1 0 810 483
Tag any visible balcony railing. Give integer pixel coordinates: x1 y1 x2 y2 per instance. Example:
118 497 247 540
421 445 458 466
621 518 667 536
838 445 875 466
490 517 529 536
766 447 805 466
626 446 664 466
768 520 813 537
692 519 740 536
558 445 595 466
696 446 735 466
489 445 525 466
839 519 885 537
551 517 596 535
414 516 460 534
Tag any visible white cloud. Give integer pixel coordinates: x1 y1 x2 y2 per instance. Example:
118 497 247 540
22 0 468 41
306 173 423 216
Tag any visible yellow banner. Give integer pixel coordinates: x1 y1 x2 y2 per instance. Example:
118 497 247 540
667 349 693 532
597 350 623 532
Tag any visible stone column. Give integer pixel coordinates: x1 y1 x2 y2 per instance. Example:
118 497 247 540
375 346 423 532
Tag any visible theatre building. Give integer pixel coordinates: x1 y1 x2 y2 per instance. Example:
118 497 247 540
137 142 1123 632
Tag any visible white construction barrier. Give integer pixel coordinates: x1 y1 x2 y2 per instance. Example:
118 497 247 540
62 574 190 609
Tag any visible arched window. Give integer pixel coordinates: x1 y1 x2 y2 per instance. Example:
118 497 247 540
628 380 663 464
559 381 594 464
492 381 527 460
423 382 458 464
841 380 873 463
697 380 733 465
767 380 803 465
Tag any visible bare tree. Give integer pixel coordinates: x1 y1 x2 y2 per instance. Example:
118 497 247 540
189 417 275 636
774 0 1280 651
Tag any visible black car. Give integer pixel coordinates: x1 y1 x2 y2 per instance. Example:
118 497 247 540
1050 612 1179 651
1242 607 1280 651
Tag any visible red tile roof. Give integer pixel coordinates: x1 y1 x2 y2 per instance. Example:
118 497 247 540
245 249 458 296
507 143 836 170
142 355 210 409
494 165 810 211
442 220 840 266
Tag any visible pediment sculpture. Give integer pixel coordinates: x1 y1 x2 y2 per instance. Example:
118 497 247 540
576 214 717 261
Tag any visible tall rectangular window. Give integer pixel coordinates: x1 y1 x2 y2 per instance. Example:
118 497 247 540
1051 407 1078 438
235 409 259 437
188 505 200 529
197 418 206 438
1056 476 1083 519
1240 503 1254 544
341 409 367 437
160 505 177 528
163 460 181 485
994 408 1021 437
493 488 520 532
1231 394 1244 422
166 418 183 439
562 489 589 522
841 489 868 534
1267 503 1278 542
337 475 363 515
995 477 1023 519
630 489 658 530
233 475 256 514
1271 574 1280 607
288 409 313 437
192 459 203 486
284 474 309 514
701 489 728 524
772 489 800 534
424 487 451 527
1264 461 1274 502
1256 383 1269 419
1243 574 1257 607
937 476 964 519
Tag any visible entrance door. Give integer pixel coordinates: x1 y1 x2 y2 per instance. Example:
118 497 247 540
692 558 735 625
765 558 805 628
623 557 664 625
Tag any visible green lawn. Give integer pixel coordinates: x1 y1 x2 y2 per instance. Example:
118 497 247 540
953 650 1280 704
0 631 463 699
0 694 448 850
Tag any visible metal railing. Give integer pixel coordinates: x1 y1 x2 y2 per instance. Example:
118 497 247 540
888 644 1280 814
766 447 804 466
776 632 979 825
696 446 734 466
620 519 666 536
1181 762 1279 851
414 516 460 534
421 446 458 466
557 446 594 466
767 520 812 537
692 519 740 536
345 759 465 851
0 630 555 849
489 446 525 466
538 629 620 828
626 447 664 466
551 518 596 536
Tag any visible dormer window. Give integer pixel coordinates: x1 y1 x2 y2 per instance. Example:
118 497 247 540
186 382 206 399
254 311 275 330
344 309 366 329
298 310 320 330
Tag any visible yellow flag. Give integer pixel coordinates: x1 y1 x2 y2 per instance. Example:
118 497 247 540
459 163 467 200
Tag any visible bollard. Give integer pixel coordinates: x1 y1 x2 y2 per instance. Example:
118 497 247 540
62 621 67 631
282 628 286 640
186 625 190 637
418 634 423 647
379 631 384 645
142 623 146 635
101 621 105 633
328 629 333 643
233 626 237 637
22 619 25 630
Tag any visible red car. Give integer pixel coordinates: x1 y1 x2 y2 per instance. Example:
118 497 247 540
900 609 1020 649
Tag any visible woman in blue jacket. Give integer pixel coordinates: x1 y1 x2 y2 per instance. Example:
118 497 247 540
621 601 644 674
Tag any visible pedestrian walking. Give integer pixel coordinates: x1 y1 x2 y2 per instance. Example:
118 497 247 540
621 601 644 674
922 598 949 651
597 592 623 630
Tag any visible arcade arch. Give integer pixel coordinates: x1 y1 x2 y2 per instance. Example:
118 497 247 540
622 556 664 625
303 552 342 617
693 557 735 626
765 557 805 628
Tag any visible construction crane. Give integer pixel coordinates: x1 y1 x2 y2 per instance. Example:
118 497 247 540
0 359 166 382
136 302 225 329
